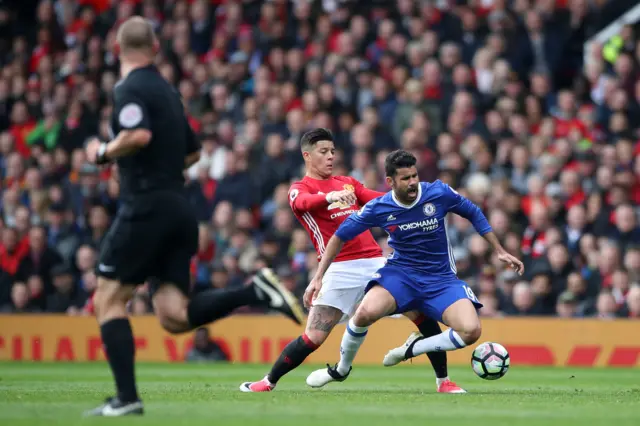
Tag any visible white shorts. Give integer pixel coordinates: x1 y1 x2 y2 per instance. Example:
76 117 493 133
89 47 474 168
313 257 387 321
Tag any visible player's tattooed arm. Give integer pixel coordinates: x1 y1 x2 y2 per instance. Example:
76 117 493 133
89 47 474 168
307 306 342 332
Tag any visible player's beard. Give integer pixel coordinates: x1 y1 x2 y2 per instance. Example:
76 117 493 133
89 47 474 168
394 186 417 204
405 184 419 201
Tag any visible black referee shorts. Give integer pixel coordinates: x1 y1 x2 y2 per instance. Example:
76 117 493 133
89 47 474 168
96 191 198 295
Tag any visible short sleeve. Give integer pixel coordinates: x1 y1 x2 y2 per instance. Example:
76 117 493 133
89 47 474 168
113 86 151 131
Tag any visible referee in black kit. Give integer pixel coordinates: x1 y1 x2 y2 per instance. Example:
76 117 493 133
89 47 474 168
84 17 304 417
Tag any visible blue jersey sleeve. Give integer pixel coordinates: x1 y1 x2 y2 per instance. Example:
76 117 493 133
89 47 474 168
442 183 492 236
335 202 378 241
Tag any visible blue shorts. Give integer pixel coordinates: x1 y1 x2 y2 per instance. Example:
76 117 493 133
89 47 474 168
367 265 483 323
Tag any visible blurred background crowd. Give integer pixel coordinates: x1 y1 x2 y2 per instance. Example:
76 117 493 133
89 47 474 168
0 0 639 320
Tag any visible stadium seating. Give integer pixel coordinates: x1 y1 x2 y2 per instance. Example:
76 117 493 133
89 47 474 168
0 0 639 319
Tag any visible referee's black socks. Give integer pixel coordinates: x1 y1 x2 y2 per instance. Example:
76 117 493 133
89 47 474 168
187 286 261 328
413 315 448 379
100 318 140 402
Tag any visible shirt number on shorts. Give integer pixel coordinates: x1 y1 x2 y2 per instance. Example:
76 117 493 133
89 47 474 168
463 285 478 303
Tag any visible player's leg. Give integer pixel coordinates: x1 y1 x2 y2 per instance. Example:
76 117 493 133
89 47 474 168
86 277 144 416
241 263 360 392
403 311 447 376
154 203 304 332
406 299 481 355
339 284 397 365
384 281 482 366
245 305 344 391
241 305 343 392
401 311 466 393
153 268 305 334
85 215 147 416
306 270 405 388
152 231 304 333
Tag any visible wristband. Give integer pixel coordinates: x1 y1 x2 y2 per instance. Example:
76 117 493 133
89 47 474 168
96 143 109 165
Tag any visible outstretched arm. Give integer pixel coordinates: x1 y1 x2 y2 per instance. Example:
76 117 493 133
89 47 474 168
444 183 524 275
482 231 524 275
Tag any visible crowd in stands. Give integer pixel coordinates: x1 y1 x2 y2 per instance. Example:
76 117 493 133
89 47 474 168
0 0 639 319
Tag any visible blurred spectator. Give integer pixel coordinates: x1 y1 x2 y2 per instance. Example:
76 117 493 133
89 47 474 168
556 291 578 318
1 282 40 313
210 262 230 290
620 285 640 318
509 281 542 316
46 263 83 313
566 272 596 316
185 327 230 362
17 225 62 291
595 289 619 319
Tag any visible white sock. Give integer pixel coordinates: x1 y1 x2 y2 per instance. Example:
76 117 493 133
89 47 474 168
410 329 467 357
436 376 449 387
336 319 368 375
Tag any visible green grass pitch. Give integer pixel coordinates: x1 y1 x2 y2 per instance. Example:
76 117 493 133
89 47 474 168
1 362 639 426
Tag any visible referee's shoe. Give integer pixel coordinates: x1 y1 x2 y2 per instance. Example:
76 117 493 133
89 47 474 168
84 397 143 417
253 268 305 325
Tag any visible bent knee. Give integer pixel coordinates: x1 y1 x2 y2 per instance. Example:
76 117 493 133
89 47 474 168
152 286 189 333
154 302 189 334
157 314 184 334
457 320 482 345
352 306 379 328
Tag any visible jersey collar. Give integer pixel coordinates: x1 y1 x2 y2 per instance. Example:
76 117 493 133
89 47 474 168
391 183 422 209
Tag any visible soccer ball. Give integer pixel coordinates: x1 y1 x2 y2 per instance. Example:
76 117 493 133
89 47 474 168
471 342 510 380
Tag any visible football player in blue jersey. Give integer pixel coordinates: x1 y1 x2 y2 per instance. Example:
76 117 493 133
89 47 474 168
305 150 523 386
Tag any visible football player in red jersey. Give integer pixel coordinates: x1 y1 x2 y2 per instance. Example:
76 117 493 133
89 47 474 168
240 128 465 393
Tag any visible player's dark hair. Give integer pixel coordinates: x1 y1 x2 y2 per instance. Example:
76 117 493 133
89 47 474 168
300 128 334 151
385 150 417 177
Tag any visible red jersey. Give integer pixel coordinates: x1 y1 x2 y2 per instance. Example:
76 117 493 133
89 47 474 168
289 176 384 262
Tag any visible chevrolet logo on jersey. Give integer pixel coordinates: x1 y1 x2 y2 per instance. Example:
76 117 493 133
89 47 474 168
328 200 353 210
398 218 439 232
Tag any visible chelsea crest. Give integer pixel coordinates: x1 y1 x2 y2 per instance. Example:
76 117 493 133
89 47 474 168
423 203 436 216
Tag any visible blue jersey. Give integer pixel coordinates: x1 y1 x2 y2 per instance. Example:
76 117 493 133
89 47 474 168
335 180 492 279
